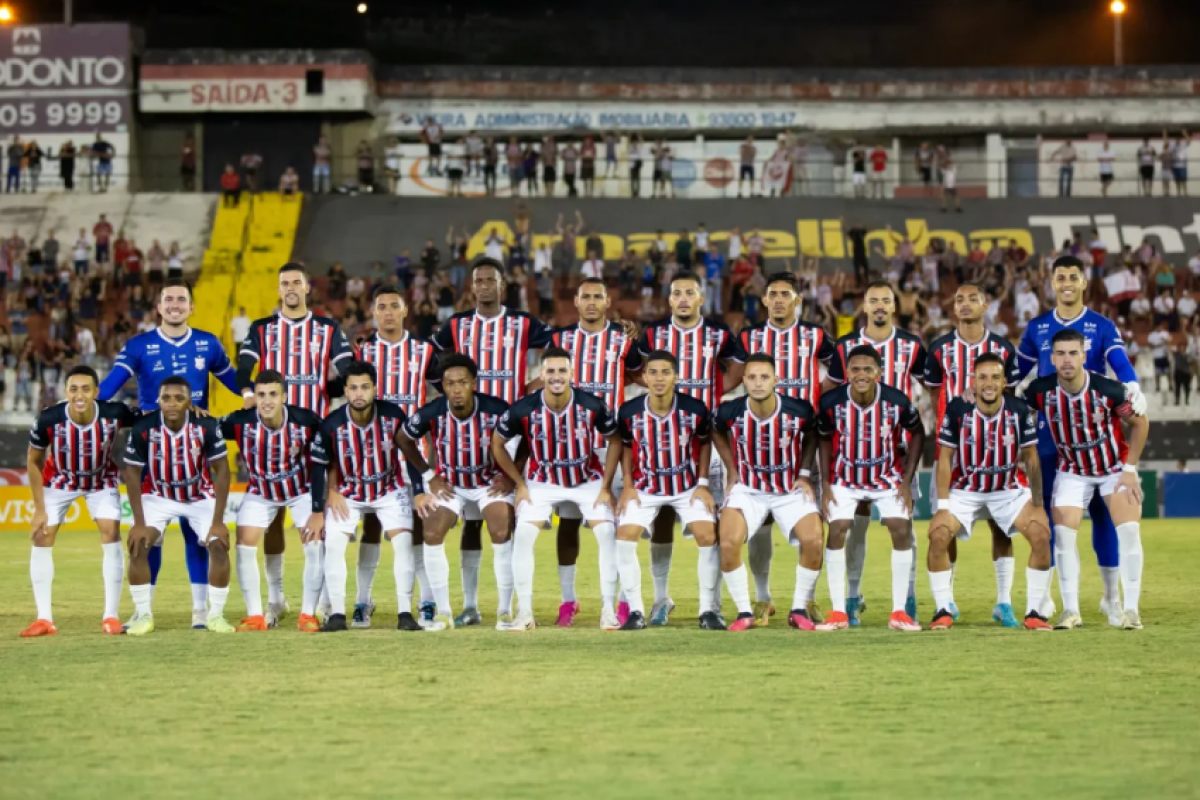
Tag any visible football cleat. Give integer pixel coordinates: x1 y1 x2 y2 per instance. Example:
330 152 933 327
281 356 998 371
888 610 921 632
599 607 621 631
619 610 647 630
751 600 775 628
817 611 850 631
992 603 1020 628
351 603 373 629
266 600 290 628
1039 592 1057 621
418 601 436 629
454 608 482 628
426 614 453 632
505 611 536 632
727 613 755 632
904 596 918 625
122 611 139 631
236 615 268 632
805 600 825 625
206 614 236 634
616 601 631 627
1054 610 1083 630
101 617 124 636
397 612 422 631
20 619 57 638
1101 598 1124 629
1122 610 1143 630
846 596 862 627
1023 612 1053 631
126 615 155 636
649 597 675 627
948 602 960 621
493 611 513 631
787 609 815 631
191 610 207 630
698 611 727 630
316 602 332 624
322 613 348 632
297 613 322 633
555 601 580 627
928 609 954 630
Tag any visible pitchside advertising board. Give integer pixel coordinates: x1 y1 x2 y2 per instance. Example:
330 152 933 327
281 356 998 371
0 485 253 533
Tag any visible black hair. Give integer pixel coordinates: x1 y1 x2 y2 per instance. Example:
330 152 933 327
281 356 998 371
577 277 607 292
744 352 776 370
158 278 192 301
846 344 882 368
645 350 678 371
158 375 191 393
372 284 404 302
865 280 897 302
957 281 987 296
670 272 703 290
542 346 571 363
278 262 308 278
1052 255 1085 273
471 257 506 278
66 365 99 386
973 352 1005 370
254 369 286 388
765 272 799 292
439 353 479 379
1051 329 1086 347
344 360 377 384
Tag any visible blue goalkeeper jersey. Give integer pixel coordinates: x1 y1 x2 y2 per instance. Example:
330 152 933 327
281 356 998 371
99 327 238 411
1016 308 1137 382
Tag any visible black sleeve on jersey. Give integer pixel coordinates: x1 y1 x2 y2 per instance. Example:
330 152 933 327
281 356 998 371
377 400 409 429
713 396 746 435
780 395 817 433
923 336 948 387
326 319 355 374
1024 376 1057 415
123 415 154 466
432 317 457 353
1000 339 1021 386
28 406 58 450
202 417 229 461
937 398 967 448
636 322 658 358
678 394 713 440
528 314 556 350
401 396 446 441
617 397 641 444
287 405 324 432
99 401 140 430
1092 373 1135 418
624 339 645 373
882 385 924 432
311 413 339 465
825 340 849 384
496 394 535 441
913 338 929 384
816 328 837 365
218 409 248 442
1006 395 1039 448
577 389 618 437
236 320 264 393
717 322 747 364
421 340 441 385
815 389 841 438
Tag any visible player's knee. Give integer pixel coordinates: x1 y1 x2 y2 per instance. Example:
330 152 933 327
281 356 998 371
885 521 913 549
796 526 822 554
927 523 953 552
826 523 849 549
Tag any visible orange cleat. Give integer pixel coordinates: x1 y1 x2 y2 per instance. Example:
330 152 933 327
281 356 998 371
1023 612 1053 631
297 613 321 633
888 610 921 632
928 610 954 630
816 611 849 631
237 615 268 632
20 619 57 638
102 617 124 635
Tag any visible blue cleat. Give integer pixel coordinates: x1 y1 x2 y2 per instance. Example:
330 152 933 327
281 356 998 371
992 603 1020 628
454 608 482 627
846 596 862 627
948 602 960 621
648 598 674 627
905 595 918 624
418 601 436 629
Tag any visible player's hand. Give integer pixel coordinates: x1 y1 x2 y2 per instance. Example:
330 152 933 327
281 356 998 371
617 317 640 340
29 508 48 541
488 474 515 498
1123 382 1148 416
692 485 716 516
206 523 230 551
414 493 440 520
429 475 455 500
930 509 957 535
301 513 325 543
961 386 976 404
242 393 257 410
514 483 531 515
820 483 834 521
795 477 815 503
595 487 614 514
327 491 350 522
1116 470 1144 505
615 487 638 518
127 525 156 557
899 483 914 516
191 407 212 418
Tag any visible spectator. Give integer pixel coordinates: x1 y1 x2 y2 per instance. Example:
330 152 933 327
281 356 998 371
1130 291 1152 326
580 250 604 280
744 266 766 323
57 140 76 191
674 229 693 271
482 137 498 196
231 306 251 345
1167 128 1190 197
1137 137 1156 196
1151 254 1176 297
738 137 756 197
326 263 348 301
26 140 44 193
446 138 466 197
42 229 59 275
653 140 672 199
1051 140 1077 197
788 132 809 196
555 211 582 284
536 268 555 321
72 230 90 277
146 239 166 288
850 143 867 199
346 272 367 305
703 243 725 316
421 117 444 176
580 134 596 197
7 228 25 273
241 151 263 193
915 141 934 187
13 344 33 411
313 135 332 194
1088 229 1107 274
533 239 552 282
166 243 185 280
604 131 618 180
414 299 437 339
92 133 115 192
940 154 960 212
446 226 470 291
279 166 299 197
75 325 96 366
220 164 241 207
508 234 528 273
411 268 429 306
181 135 197 191
618 249 638 298
1172 340 1193 406
844 220 870 286
383 137 402 195
1014 281 1042 333
746 229 764 268
868 144 888 199
1177 289 1197 329
463 130 483 177
727 225 743 264
1153 287 1177 329
483 226 506 264
628 133 644 198
521 140 539 196
1097 137 1115 197
430 274 454 322
6 136 21 192
730 253 754 312
1159 135 1175 197
394 250 413 289
124 239 143 290
420 239 440 276
355 141 375 190
541 136 558 197
1149 322 1172 394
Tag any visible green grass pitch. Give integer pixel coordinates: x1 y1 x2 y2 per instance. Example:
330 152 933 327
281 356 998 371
3 521 1199 799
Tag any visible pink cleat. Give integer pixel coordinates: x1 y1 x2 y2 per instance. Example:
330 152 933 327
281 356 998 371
555 601 580 627
617 601 631 627
787 609 816 631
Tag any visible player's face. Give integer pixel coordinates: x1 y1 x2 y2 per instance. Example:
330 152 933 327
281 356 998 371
864 287 895 326
345 375 377 411
743 363 778 401
766 282 799 323
1053 266 1085 305
472 266 503 305
157 286 193 326
255 382 284 420
973 363 1005 404
954 287 986 322
279 270 308 309
644 359 677 398
541 357 572 397
65 375 97 414
847 356 880 393
669 278 703 320
1052 340 1084 379
158 384 192 424
574 284 610 323
442 367 476 412
373 292 406 332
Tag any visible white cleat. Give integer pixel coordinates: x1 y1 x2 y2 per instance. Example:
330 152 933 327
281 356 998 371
191 610 208 630
425 614 454 632
1054 610 1084 630
494 611 514 631
600 607 621 631
1122 610 1143 630
265 600 290 629
1100 598 1124 628
316 602 332 624
505 611 536 632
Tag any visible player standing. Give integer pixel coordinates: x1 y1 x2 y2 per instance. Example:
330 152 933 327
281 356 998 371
637 272 745 625
433 257 555 626
825 280 927 625
491 347 622 632
397 354 515 630
236 263 355 626
924 282 1024 626
219 370 326 632
816 345 925 631
1025 330 1149 630
354 285 439 628
550 277 643 626
926 353 1053 631
121 377 232 635
98 279 240 629
1016 255 1148 626
309 362 419 632
21 367 139 637
737 272 835 625
713 354 824 632
612 351 718 631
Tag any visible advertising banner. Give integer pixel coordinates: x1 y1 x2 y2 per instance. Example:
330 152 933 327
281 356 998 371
139 64 373 113
0 485 251 533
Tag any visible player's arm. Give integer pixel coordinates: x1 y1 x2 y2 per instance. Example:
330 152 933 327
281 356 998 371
1015 324 1039 380
719 329 748 390
207 338 241 397
97 342 138 401
330 325 356 378
710 426 737 488
26 448 48 538
1116 388 1151 502
397 413 452 502
1102 327 1147 414
302 425 332 541
491 410 526 490
898 399 926 513
236 323 262 404
205 423 231 544
121 429 154 554
1020 445 1043 508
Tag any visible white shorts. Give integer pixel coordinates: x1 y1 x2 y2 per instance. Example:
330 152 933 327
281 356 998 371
43 486 121 526
519 480 613 525
1052 472 1122 510
436 485 514 520
724 484 819 546
826 483 910 522
237 492 313 530
559 446 624 521
619 489 714 538
143 496 219 545
948 488 1031 540
852 172 866 185
326 490 414 538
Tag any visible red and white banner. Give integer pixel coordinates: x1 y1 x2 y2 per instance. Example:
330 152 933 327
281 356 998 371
139 64 373 113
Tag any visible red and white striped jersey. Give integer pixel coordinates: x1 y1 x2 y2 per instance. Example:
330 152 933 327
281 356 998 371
123 411 228 502
714 395 816 494
312 401 409 503
30 401 138 492
739 321 835 406
220 406 323 501
497 389 618 487
617 392 711 496
924 331 1020 421
434 308 555 404
357 332 437 413
817 384 924 491
1026 373 1133 478
553 321 643 448
937 396 1038 492
828 327 927 400
401 393 509 490
240 312 354 415
638 318 745 412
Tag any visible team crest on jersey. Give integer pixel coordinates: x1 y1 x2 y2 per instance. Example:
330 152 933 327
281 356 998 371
152 361 165 373
797 343 810 358
1093 394 1108 410
194 356 205 370
1002 429 1015 448
148 429 162 443
1083 338 1092 352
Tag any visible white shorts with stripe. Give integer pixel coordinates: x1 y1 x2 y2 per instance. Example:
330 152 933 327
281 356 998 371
619 489 714 538
326 489 413 538
143 496 218 545
948 488 1031 540
826 483 910 522
43 486 121 526
1052 472 1123 511
237 492 313 530
436 485 514 520
725 484 819 545
518 480 613 525
559 447 623 521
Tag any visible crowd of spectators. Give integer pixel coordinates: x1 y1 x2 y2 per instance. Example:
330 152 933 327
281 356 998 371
4 133 118 194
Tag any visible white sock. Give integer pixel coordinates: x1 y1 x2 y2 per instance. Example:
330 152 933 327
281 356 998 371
423 542 454 616
994 556 1015 606
947 562 957 607
748 529 773 602
301 541 323 616
558 564 577 604
697 545 720 615
356 542 381 606
208 585 230 617
391 534 414 614
1116 522 1143 613
101 542 123 620
1054 525 1080 613
190 583 208 613
593 523 618 610
1026 567 1051 616
928 569 953 613
318 543 330 610
793 565 820 612
461 549 482 611
722 564 752 615
264 553 285 607
1100 565 1121 605
650 542 673 604
512 524 540 616
236 545 263 617
492 540 514 616
891 547 913 613
825 548 847 613
846 515 869 599
130 582 152 617
615 540 644 614
30 546 53 621
908 529 919 600
323 533 350 616
149 583 156 601
413 544 434 605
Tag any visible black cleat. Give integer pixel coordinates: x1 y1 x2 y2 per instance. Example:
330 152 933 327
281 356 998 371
322 613 347 632
619 610 647 631
698 611 727 630
397 612 422 631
